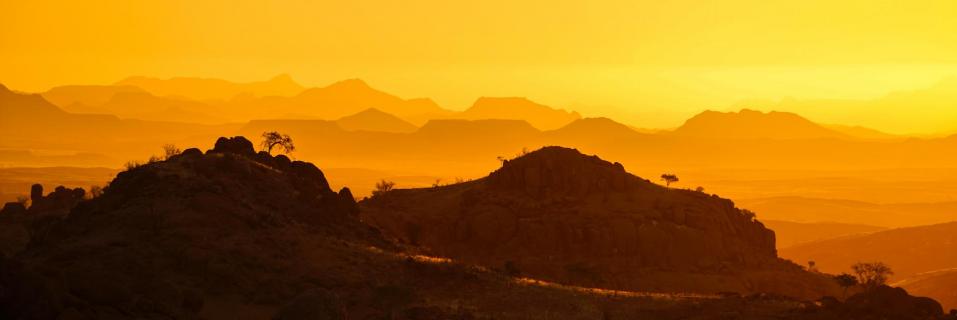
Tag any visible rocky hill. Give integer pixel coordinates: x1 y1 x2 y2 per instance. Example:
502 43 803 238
360 146 838 299
1 138 952 319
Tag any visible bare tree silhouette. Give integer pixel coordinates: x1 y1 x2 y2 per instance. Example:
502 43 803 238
852 262 893 290
261 131 295 155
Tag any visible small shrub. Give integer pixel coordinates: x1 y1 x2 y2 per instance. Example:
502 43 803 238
15 195 29 206
162 144 181 160
124 160 143 171
741 209 757 221
89 185 104 199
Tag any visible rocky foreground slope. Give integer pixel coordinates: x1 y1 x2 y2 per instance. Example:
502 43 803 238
0 138 953 319
360 147 839 299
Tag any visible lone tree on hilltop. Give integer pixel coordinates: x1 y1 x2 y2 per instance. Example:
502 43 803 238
852 262 893 290
261 131 295 155
660 173 679 187
834 273 858 299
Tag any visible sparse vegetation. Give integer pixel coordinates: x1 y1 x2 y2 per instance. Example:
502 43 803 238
807 260 817 272
124 160 143 171
852 262 894 290
89 185 104 199
834 273 858 299
261 131 295 155
162 143 181 160
15 195 29 206
741 209 757 221
660 173 679 187
695 186 705 193
148 155 163 163
373 179 396 197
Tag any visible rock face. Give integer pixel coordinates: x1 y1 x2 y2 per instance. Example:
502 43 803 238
361 146 834 298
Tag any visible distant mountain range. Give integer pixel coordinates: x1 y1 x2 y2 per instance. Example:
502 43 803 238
115 74 305 100
7 80 957 177
731 77 957 135
672 109 852 140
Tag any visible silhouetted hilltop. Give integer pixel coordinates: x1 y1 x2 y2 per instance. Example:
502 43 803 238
336 108 418 133
673 109 848 139
116 74 305 100
460 97 581 130
361 146 838 299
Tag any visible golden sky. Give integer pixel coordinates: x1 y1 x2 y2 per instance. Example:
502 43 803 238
2 0 957 132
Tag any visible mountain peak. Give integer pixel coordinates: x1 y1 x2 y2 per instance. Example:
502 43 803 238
463 97 580 130
326 78 372 91
674 109 846 139
336 107 418 133
487 146 637 196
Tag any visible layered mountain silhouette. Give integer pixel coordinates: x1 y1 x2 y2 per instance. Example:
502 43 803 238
761 220 886 249
42 85 147 107
672 109 849 140
360 146 839 299
731 77 957 134
458 97 581 130
738 197 957 228
1 84 238 166
335 108 418 133
115 74 305 101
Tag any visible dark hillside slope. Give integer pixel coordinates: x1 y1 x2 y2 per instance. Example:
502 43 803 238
361 146 838 299
0 138 950 319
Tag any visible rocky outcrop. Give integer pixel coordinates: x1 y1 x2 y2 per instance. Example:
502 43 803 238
0 184 88 256
361 147 834 298
0 137 377 319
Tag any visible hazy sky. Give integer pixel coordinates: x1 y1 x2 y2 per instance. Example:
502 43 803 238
3 0 957 131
